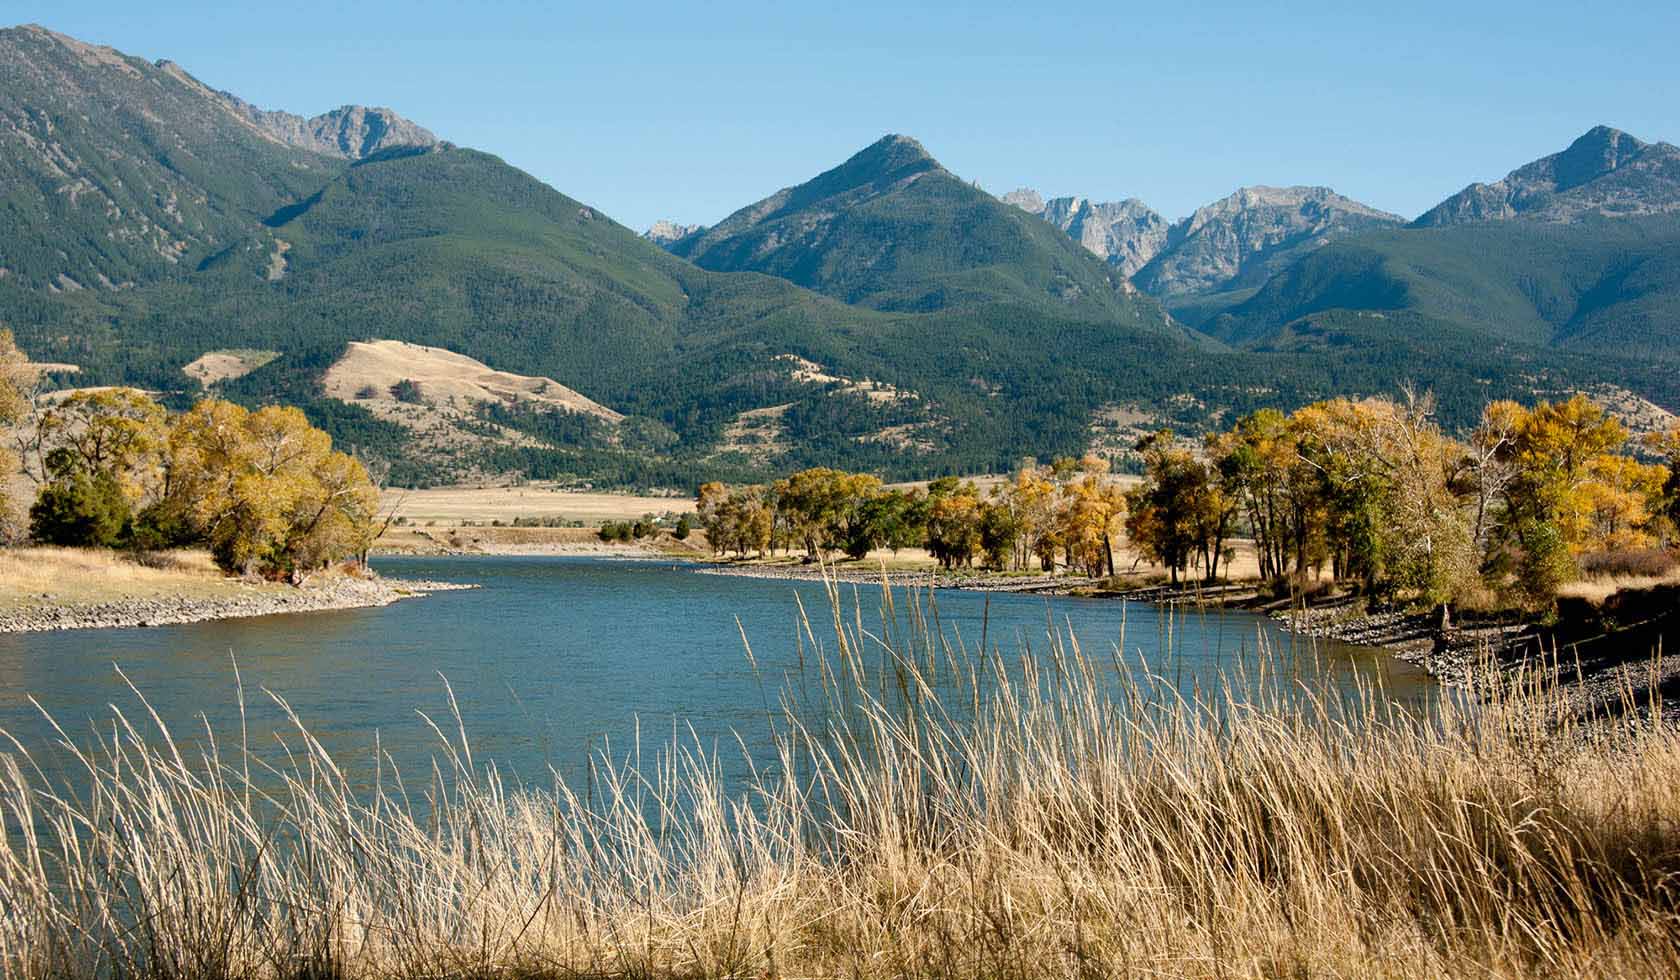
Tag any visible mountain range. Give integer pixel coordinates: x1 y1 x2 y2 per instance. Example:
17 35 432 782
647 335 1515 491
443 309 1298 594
998 185 1404 301
1 24 1676 488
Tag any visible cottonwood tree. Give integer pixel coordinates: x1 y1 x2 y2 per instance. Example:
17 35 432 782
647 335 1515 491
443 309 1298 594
1126 432 1212 586
1646 426 1680 537
163 401 377 578
925 477 982 570
23 388 169 506
0 331 28 540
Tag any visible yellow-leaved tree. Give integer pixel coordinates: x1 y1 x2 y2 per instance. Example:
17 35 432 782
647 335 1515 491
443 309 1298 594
0 330 29 541
163 400 377 578
1647 426 1680 540
24 388 169 505
1488 395 1667 604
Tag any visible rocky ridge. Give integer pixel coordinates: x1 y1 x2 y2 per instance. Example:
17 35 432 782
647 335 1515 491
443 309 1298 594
219 97 438 160
1136 185 1404 297
1005 181 1401 297
1416 125 1680 227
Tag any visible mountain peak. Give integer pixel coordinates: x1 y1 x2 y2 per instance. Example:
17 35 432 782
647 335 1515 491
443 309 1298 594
220 97 438 160
1001 187 1047 213
1130 185 1403 298
1550 125 1648 192
1194 185 1402 224
843 133 942 175
1415 125 1679 226
643 219 704 248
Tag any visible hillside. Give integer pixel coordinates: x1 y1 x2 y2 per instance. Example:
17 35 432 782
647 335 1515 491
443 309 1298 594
6 139 1228 484
0 24 436 296
1200 213 1680 359
1197 128 1680 362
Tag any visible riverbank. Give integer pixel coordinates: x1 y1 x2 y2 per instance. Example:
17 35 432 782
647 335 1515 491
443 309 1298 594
0 574 474 634
697 558 1680 709
0 547 475 634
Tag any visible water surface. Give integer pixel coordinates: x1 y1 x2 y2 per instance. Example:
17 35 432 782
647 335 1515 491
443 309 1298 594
0 557 1432 791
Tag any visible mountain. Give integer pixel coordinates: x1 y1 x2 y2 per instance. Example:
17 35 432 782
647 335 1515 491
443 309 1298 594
668 135 1166 325
1200 128 1680 362
643 219 703 246
1000 188 1045 213
2 29 1674 486
1202 212 1680 359
0 24 348 292
1415 126 1680 227
0 24 435 295
1135 186 1404 299
1006 192 1169 278
0 31 1217 486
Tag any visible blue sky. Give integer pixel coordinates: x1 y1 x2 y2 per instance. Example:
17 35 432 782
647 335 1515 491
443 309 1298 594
12 1 1677 230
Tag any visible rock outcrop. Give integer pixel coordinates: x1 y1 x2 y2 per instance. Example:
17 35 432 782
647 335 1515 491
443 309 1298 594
643 219 704 247
220 98 438 160
1040 196 1170 278
1135 185 1404 297
1008 179 1401 297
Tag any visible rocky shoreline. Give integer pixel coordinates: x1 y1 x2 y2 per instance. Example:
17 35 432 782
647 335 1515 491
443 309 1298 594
0 577 477 634
694 563 1679 701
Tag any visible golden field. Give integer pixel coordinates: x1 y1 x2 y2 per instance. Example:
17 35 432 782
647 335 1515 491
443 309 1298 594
383 484 693 525
0 546 281 614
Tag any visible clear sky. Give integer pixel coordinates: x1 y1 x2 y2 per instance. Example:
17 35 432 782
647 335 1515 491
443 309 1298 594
10 1 1676 230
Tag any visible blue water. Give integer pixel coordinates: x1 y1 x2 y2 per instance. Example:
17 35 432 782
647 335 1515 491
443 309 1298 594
0 556 1431 792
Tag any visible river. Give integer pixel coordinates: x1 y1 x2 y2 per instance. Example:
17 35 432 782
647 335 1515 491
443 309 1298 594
0 556 1432 794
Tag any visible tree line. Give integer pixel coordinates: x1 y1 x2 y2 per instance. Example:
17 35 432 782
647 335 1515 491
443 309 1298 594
697 389 1680 613
1 331 381 579
697 458 1131 577
1130 390 1679 612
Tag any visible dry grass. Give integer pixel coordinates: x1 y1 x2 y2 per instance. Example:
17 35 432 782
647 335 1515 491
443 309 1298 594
385 485 692 525
0 546 266 613
324 340 622 422
2 582 1679 978
1557 566 1680 604
181 350 280 387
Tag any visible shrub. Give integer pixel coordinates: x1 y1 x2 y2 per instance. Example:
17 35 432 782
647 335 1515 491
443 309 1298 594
128 501 199 553
389 379 424 404
1578 546 1677 580
28 455 131 548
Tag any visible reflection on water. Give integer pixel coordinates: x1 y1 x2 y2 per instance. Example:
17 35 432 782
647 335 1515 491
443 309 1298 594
0 557 1433 794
